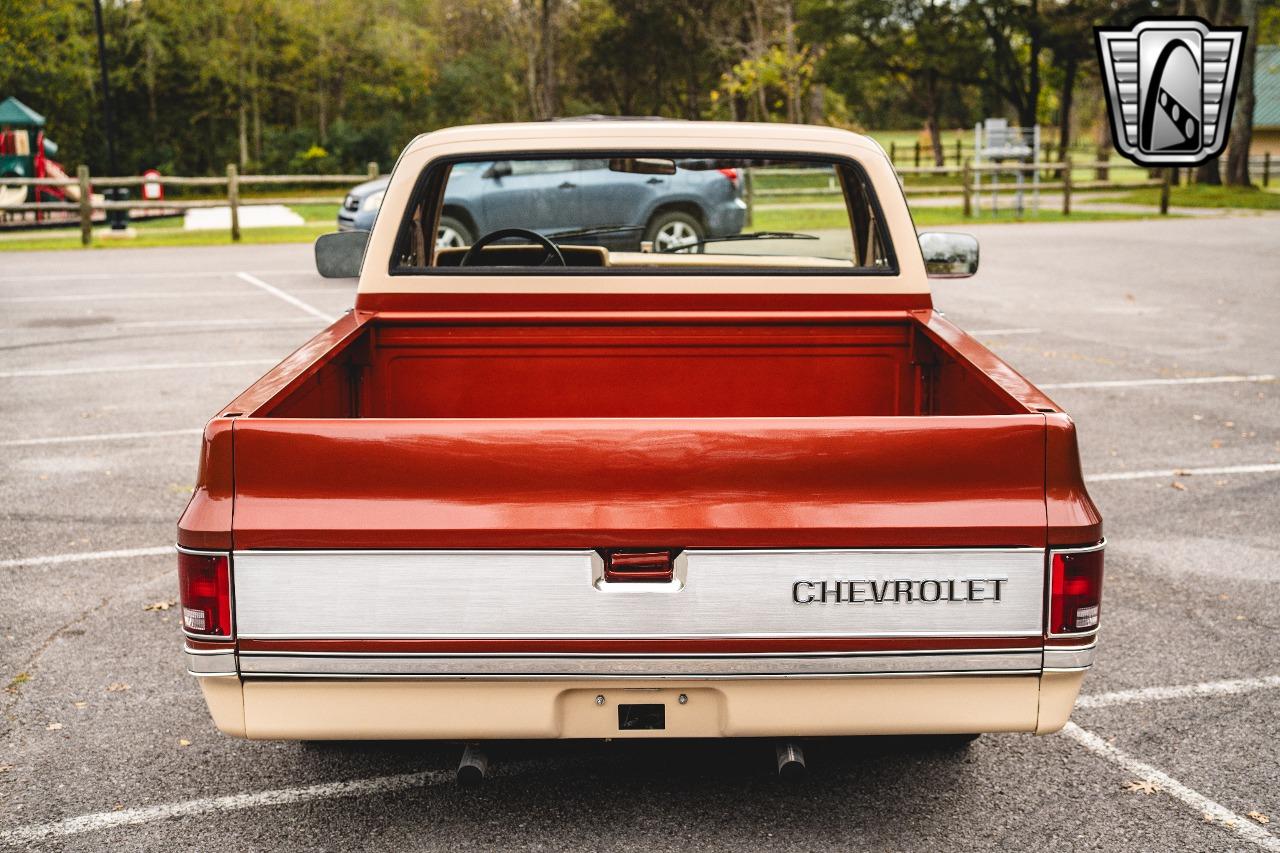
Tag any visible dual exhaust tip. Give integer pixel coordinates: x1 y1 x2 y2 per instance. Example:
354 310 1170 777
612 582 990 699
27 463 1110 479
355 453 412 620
455 740 807 785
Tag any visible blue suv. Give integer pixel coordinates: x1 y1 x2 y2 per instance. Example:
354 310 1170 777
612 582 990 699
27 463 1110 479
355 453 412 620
338 158 746 251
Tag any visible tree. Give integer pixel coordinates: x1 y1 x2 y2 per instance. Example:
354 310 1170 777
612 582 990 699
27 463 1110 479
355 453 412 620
1225 0 1259 186
970 0 1046 130
807 0 983 164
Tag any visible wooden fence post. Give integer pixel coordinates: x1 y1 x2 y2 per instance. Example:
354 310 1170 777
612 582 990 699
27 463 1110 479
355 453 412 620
1160 168 1172 215
1061 155 1072 216
889 141 896 164
962 159 972 218
226 164 240 242
743 166 754 229
367 161 379 179
914 140 920 168
1265 152 1271 188
77 165 92 246
954 138 961 165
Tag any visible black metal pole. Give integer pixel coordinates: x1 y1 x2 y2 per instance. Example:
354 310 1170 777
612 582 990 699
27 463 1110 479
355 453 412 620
92 0 127 229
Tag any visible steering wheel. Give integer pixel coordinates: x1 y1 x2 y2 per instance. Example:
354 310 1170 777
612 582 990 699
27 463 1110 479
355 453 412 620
459 227 566 267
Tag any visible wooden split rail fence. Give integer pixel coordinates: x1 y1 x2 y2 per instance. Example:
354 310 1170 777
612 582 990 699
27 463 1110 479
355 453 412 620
0 162 380 245
2 153 1275 245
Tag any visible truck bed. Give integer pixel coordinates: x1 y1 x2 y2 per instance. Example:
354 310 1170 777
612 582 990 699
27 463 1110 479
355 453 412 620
252 315 1028 419
184 311 1089 552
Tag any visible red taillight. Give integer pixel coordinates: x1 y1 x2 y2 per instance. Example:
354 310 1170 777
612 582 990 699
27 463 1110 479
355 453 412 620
177 550 232 638
717 167 740 186
1049 545 1104 635
603 549 676 583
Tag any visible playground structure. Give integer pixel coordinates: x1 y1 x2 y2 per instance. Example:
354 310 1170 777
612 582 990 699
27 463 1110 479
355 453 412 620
0 96 91 218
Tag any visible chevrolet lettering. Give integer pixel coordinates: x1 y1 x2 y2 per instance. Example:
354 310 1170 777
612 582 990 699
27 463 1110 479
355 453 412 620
177 121 1104 744
793 578 1008 604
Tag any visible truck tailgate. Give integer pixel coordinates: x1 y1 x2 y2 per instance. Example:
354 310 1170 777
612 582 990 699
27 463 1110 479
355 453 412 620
230 415 1048 550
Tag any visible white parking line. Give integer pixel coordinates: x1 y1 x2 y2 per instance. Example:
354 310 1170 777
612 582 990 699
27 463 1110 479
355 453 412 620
0 358 276 378
0 546 172 570
1041 374 1275 390
0 287 339 304
1087 462 1280 482
0 428 203 448
236 272 336 323
1076 675 1280 709
0 269 300 284
0 769 453 845
1062 722 1280 851
969 327 1042 336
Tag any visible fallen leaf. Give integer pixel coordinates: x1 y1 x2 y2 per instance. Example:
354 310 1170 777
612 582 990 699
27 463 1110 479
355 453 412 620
72 701 87 709
0 763 12 773
1223 421 1235 428
1192 414 1204 421
143 600 174 612
5 672 30 693
1248 812 1270 825
1123 779 1161 795
1211 439 1223 449
1171 481 1187 491
1219 594 1230 601
45 722 63 731
1203 813 1215 823
107 682 130 693
112 804 124 812
178 739 191 748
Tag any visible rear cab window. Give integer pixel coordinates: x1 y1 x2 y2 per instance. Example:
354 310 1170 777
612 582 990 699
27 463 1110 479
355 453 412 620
391 153 895 274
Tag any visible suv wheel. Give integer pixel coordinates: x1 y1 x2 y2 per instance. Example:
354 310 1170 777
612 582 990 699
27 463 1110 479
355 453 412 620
437 215 474 249
645 210 704 253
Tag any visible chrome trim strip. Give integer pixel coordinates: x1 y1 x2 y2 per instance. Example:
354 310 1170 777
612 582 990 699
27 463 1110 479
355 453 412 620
1043 643 1097 670
1047 539 1105 640
237 650 1041 677
236 646 1039 659
235 670 1042 682
175 544 228 557
233 548 1048 640
184 648 237 676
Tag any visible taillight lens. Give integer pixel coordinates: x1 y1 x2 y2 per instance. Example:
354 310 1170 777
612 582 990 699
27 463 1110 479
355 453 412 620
717 167 740 186
1049 545 1104 635
177 550 232 638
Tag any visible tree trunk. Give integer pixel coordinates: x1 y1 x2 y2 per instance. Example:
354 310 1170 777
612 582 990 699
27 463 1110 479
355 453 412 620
1196 159 1221 184
238 102 248 170
1225 0 1258 186
539 0 559 119
925 70 944 166
1058 55 1078 155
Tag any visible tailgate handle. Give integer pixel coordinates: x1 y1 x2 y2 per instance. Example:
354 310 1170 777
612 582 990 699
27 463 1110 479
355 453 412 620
603 550 676 583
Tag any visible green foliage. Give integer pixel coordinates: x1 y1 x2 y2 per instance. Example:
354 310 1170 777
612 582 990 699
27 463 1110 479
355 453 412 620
0 0 1182 177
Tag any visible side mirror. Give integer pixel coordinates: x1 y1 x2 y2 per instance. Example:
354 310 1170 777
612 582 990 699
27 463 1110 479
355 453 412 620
482 161 512 180
315 230 369 278
918 232 979 278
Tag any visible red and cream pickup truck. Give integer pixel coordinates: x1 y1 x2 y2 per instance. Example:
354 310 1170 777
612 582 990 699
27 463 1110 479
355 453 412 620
177 121 1103 757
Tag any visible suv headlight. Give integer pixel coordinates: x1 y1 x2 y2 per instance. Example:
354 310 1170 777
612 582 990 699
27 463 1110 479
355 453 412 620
360 190 385 213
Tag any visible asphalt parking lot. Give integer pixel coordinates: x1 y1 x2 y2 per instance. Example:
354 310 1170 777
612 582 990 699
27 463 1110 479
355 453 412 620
1 215 1277 851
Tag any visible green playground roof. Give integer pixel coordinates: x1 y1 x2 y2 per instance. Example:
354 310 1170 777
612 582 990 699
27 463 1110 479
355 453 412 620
1257 46 1280 129
0 96 45 127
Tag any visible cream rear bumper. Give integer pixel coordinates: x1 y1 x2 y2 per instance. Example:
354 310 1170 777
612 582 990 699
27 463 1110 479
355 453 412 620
199 670 1085 740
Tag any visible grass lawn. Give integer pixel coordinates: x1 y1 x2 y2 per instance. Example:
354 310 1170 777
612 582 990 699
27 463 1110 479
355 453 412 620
753 205 1180 232
1106 183 1280 210
0 202 341 251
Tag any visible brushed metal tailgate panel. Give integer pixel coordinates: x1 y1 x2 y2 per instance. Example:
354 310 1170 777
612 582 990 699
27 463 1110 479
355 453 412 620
233 548 1045 639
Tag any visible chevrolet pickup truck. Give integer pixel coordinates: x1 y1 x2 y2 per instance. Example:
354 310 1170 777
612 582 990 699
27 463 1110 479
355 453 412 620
177 121 1103 751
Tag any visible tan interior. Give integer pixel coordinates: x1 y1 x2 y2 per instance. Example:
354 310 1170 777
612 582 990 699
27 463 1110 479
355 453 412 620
200 674 1085 741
